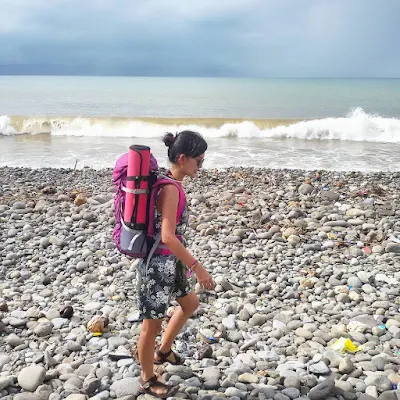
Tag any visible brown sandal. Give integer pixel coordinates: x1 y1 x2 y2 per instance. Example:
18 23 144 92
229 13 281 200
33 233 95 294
154 348 184 365
139 375 179 399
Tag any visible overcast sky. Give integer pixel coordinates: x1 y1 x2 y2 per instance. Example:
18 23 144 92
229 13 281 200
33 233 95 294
0 0 399 77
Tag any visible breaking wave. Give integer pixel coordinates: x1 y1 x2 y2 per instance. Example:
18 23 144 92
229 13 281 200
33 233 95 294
1 108 399 143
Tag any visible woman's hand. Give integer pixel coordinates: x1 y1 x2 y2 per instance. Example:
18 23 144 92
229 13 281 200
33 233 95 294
194 264 214 290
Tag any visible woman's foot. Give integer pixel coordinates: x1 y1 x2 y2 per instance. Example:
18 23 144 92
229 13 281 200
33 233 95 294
154 348 184 365
139 375 179 399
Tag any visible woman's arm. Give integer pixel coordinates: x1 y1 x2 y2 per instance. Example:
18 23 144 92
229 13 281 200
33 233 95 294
158 184 214 289
158 184 196 265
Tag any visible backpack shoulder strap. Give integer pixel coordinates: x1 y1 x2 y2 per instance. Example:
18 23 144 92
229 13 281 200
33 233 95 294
165 179 186 219
147 176 186 236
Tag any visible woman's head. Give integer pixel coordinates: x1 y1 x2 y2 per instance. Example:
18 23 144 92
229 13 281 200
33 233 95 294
162 130 207 178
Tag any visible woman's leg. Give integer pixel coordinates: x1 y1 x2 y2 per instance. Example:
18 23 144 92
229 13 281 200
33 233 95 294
138 318 180 398
138 318 162 381
158 291 199 355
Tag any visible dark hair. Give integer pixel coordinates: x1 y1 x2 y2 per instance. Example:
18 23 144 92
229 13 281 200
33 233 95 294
162 130 207 163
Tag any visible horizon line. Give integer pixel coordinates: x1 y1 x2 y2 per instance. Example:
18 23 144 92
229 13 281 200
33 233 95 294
0 74 399 79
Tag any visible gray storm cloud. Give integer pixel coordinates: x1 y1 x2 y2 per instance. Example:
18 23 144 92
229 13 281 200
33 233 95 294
0 0 399 77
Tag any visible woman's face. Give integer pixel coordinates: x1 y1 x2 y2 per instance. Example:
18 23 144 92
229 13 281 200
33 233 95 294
179 153 205 178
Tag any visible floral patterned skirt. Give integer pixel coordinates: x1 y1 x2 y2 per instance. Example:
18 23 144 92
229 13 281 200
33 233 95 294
136 254 191 320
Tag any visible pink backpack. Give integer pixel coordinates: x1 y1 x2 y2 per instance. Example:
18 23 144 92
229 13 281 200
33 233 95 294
112 151 186 262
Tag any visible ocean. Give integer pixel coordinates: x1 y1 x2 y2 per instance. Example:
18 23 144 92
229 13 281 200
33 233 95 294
1 76 400 172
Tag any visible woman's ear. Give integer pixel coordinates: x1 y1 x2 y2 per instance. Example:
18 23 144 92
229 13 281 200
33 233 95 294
177 154 185 166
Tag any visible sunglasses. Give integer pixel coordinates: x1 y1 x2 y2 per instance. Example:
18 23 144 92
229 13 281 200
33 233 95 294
196 157 205 168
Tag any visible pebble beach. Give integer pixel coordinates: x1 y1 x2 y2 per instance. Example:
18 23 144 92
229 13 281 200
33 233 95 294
1 166 400 400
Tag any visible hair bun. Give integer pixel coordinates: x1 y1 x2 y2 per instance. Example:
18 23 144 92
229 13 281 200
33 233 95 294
162 132 176 148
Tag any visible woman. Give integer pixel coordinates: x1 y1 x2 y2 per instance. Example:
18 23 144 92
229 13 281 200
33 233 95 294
138 130 215 398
